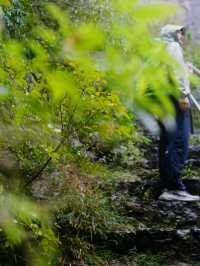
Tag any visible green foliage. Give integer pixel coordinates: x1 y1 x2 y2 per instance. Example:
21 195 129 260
86 249 170 266
57 190 118 237
86 248 114 266
0 0 184 264
0 191 58 265
55 180 123 263
1 0 178 124
183 163 200 179
190 44 200 70
0 1 178 174
131 252 169 266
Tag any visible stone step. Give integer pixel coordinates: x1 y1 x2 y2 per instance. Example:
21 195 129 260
189 146 200 159
125 199 200 228
187 159 200 168
135 228 200 258
117 178 200 199
116 179 200 228
106 227 200 260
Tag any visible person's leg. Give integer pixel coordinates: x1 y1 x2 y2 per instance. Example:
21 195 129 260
159 101 190 191
171 105 190 188
159 123 177 190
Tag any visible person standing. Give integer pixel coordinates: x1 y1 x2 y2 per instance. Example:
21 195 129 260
158 24 200 201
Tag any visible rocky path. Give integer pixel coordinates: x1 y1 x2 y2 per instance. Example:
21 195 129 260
105 137 200 264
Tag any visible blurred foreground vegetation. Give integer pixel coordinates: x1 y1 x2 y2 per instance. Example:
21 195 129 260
0 0 198 265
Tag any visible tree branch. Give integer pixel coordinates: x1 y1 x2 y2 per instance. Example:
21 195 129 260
24 137 66 187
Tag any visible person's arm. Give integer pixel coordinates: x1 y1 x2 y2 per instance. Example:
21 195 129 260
167 42 190 96
167 42 191 111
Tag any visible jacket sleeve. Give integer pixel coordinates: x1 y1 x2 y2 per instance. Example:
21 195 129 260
167 42 191 96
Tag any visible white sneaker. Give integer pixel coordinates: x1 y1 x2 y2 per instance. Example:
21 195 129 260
176 191 200 201
159 190 200 202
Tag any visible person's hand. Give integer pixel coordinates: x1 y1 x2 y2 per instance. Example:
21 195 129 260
187 63 200 78
179 97 190 112
187 62 194 74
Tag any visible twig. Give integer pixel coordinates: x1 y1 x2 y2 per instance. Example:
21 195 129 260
25 91 83 187
24 137 66 187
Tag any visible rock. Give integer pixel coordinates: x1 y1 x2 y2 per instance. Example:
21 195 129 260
112 177 200 258
183 178 200 195
187 159 200 168
126 198 200 228
0 150 19 177
116 179 161 200
189 146 200 159
106 226 200 259
176 229 191 240
111 134 200 261
135 228 176 250
0 150 21 191
105 228 136 253
176 263 189 266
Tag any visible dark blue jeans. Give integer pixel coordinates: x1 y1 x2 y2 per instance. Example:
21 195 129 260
159 100 191 191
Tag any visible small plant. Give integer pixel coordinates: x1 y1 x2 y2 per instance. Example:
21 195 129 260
183 163 200 179
134 253 170 266
0 191 59 265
